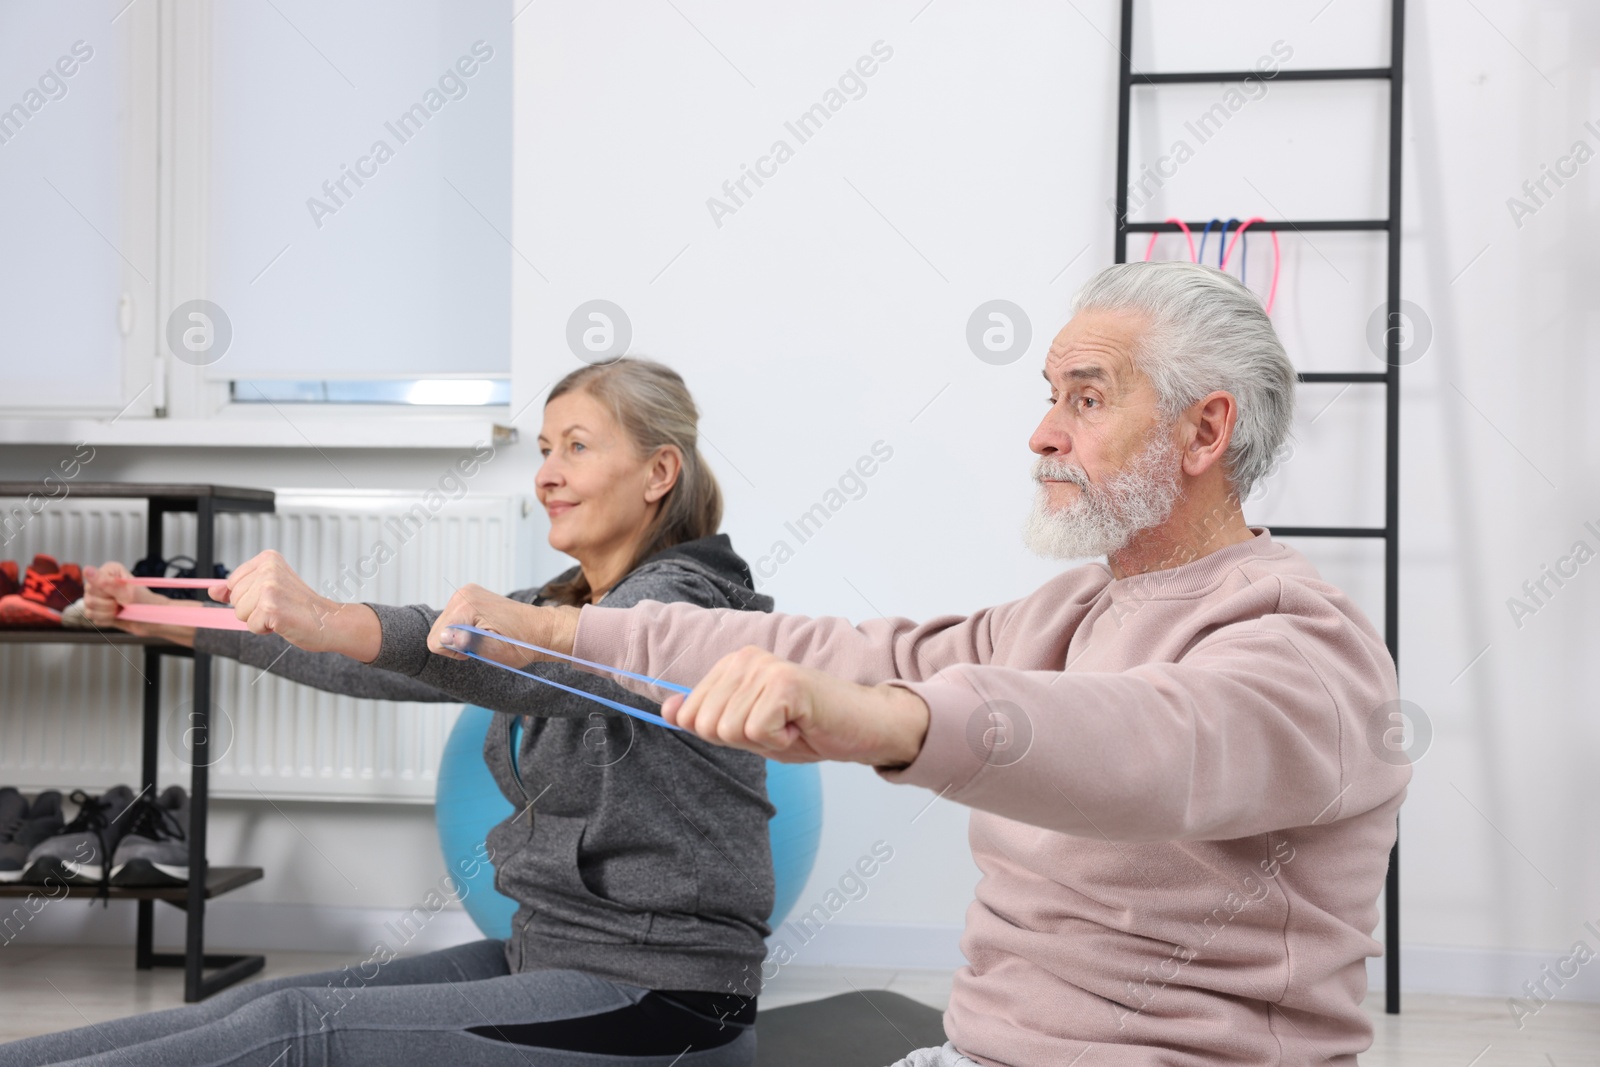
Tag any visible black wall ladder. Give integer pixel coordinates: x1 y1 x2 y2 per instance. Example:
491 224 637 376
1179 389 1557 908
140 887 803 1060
1110 0 1408 1015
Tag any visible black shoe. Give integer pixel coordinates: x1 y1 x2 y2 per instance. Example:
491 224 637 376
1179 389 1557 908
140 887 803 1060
21 786 139 894
111 785 193 887
0 789 65 883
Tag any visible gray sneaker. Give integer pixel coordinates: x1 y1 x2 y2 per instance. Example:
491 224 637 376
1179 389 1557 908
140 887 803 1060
111 785 192 887
0 789 65 882
22 785 139 886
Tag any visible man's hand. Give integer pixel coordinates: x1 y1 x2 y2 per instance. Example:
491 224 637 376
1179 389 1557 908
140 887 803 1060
660 646 931 769
428 584 581 668
211 550 380 660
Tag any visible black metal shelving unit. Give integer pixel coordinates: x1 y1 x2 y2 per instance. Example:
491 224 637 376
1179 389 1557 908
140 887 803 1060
0 482 274 1001
1110 1 1407 1014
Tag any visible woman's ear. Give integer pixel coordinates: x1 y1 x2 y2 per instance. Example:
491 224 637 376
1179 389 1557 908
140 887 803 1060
643 446 683 504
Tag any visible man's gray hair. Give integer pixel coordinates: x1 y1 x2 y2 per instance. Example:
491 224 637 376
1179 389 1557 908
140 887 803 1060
1071 260 1296 500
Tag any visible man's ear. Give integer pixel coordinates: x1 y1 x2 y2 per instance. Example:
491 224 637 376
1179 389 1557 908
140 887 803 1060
644 446 684 504
1182 391 1239 478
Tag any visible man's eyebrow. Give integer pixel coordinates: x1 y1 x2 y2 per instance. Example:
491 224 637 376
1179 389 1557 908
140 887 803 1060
1041 365 1112 385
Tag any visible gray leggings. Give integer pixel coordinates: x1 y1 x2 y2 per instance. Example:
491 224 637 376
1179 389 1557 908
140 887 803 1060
0 939 756 1067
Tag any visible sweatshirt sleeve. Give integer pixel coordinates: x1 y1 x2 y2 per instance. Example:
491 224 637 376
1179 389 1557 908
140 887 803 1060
874 602 1409 842
193 627 457 703
369 567 757 720
572 594 1027 703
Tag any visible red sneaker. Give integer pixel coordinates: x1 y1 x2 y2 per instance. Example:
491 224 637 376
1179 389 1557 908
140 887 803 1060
0 560 18 599
0 555 85 628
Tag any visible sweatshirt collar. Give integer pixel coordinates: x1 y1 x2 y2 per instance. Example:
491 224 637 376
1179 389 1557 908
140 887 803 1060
1100 526 1281 601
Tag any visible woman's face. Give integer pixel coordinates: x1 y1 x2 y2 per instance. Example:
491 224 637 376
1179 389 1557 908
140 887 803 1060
536 389 678 560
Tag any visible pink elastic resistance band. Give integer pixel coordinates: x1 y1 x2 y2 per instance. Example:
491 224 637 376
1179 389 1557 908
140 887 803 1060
116 604 251 630
1219 216 1281 314
127 577 228 589
115 577 248 630
1143 217 1196 263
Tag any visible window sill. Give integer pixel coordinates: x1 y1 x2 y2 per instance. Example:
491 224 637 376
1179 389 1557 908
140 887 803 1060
0 414 519 449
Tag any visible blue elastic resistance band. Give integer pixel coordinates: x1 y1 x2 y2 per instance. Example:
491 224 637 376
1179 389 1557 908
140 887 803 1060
1219 218 1239 268
446 623 688 731
1196 218 1220 265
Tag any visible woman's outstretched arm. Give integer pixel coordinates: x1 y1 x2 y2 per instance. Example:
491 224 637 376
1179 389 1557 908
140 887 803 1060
85 556 455 703
121 549 664 720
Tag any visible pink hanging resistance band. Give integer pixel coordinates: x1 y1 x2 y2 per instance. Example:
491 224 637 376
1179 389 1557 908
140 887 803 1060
1142 217 1196 263
1219 215 1281 314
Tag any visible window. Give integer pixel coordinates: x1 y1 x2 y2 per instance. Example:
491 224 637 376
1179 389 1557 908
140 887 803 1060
0 5 148 414
0 0 513 438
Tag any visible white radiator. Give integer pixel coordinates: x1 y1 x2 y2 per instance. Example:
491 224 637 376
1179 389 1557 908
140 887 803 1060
0 489 528 802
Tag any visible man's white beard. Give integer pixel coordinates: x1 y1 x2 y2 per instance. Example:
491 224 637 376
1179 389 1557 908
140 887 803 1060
1021 421 1185 561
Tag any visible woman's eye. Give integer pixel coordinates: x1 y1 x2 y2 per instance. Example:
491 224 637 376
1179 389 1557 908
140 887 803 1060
571 442 586 453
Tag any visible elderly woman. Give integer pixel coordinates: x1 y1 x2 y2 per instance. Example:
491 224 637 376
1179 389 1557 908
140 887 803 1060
2 359 772 1067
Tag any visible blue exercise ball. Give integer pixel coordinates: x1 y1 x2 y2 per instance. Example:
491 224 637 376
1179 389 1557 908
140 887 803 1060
764 759 824 927
435 706 519 939
435 705 825 939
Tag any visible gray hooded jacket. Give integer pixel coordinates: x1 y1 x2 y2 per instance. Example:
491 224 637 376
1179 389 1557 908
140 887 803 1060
195 534 777 993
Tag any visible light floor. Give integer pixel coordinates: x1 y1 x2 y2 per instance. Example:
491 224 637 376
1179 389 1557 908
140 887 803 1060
0 946 1596 1064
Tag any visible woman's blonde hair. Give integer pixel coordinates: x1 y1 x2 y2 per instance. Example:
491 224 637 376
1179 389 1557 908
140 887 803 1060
540 358 724 607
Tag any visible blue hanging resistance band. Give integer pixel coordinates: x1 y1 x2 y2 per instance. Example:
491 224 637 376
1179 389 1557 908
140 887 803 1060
1218 218 1239 268
1196 218 1221 265
446 623 688 731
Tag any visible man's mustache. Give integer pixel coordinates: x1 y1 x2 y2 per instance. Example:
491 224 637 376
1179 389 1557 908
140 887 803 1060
1033 458 1089 487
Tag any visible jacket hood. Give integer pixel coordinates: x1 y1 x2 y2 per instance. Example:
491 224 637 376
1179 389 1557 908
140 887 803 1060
544 533 774 613
639 533 774 613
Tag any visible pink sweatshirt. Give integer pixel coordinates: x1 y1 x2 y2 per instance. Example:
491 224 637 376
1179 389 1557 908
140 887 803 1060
573 527 1410 1065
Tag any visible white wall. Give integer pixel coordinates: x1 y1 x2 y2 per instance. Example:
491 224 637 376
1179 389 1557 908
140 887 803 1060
3 0 1598 1001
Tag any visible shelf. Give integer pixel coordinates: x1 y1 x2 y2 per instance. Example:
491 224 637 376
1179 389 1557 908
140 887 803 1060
0 629 187 650
0 482 274 512
0 480 276 1001
0 866 262 902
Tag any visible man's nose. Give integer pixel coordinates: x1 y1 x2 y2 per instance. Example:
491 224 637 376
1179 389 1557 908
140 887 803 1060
1030 411 1071 456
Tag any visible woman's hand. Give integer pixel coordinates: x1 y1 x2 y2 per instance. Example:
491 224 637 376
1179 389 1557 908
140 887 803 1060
82 562 197 647
659 646 932 769
211 550 381 661
427 584 581 668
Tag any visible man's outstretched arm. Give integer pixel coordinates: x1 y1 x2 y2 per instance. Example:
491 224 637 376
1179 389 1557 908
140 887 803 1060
426 580 1027 699
637 614 1408 843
